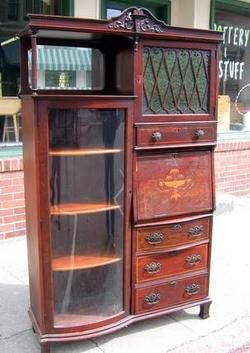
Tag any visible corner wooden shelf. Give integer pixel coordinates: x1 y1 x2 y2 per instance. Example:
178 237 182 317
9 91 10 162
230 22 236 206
50 202 120 215
52 253 121 271
49 148 123 156
54 312 115 327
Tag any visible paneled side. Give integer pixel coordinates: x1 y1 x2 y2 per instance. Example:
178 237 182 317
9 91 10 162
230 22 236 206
22 96 43 329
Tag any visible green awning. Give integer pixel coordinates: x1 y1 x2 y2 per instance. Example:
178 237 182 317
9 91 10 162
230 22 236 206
28 46 92 71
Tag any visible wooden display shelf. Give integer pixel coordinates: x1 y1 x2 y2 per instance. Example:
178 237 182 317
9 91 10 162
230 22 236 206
54 312 115 327
49 148 123 156
54 313 104 327
50 202 120 215
52 253 121 271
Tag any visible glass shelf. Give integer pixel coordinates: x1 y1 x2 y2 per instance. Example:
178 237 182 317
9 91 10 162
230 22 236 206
52 254 121 271
50 202 120 215
49 148 123 156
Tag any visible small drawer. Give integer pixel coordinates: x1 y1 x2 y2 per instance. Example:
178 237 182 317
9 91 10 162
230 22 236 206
135 244 208 282
136 122 216 148
135 217 211 252
134 274 208 314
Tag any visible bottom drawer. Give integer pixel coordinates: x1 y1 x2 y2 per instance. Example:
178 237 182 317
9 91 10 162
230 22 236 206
134 274 208 314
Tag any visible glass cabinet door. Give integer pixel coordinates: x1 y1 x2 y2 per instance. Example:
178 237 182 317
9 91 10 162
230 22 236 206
48 108 125 327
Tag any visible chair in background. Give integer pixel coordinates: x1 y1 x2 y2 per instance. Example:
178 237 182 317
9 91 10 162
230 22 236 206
0 97 22 143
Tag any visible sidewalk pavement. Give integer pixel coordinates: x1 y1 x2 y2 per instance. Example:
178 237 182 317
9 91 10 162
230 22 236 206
1 193 250 353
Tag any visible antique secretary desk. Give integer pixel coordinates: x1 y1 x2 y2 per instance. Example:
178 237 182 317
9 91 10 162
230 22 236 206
19 8 222 353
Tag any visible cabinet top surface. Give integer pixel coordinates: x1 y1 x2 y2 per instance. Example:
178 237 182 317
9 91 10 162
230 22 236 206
20 8 222 43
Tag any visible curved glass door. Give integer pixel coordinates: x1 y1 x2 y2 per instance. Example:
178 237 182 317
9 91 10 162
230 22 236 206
48 108 125 327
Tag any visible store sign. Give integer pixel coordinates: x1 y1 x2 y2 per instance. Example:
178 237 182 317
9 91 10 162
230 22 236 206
214 10 250 130
214 23 249 81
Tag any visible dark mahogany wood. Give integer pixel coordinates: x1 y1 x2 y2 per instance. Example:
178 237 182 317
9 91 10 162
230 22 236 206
41 343 50 353
22 96 45 332
199 300 212 319
134 215 211 252
134 273 208 314
135 244 208 282
134 150 213 222
136 122 216 148
19 9 222 42
20 8 222 353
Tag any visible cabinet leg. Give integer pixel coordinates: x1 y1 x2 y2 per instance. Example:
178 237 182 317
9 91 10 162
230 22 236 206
199 301 211 319
41 342 50 353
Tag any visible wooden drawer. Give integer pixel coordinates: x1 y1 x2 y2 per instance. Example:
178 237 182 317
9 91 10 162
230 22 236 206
134 274 208 314
136 123 216 148
135 244 208 282
134 151 213 222
135 216 211 252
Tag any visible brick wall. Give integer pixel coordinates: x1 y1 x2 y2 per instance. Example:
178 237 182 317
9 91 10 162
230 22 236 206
0 159 26 240
215 141 250 196
0 141 250 240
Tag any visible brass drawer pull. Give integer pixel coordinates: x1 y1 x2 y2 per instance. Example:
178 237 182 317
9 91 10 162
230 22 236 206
145 232 164 244
144 262 161 273
172 223 182 231
169 280 177 287
144 292 160 305
195 129 205 138
185 283 201 295
188 225 204 237
185 254 201 265
151 131 162 142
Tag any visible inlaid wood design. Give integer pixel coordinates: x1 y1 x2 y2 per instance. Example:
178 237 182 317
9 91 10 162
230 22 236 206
143 47 210 114
134 151 213 221
158 168 193 200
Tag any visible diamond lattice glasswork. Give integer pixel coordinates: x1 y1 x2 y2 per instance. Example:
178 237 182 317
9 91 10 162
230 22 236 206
143 47 210 114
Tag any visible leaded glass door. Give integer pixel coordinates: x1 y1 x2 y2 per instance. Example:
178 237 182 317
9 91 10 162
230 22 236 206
138 41 216 122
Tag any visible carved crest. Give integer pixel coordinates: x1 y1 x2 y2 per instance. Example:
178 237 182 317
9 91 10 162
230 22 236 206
108 7 134 31
108 7 168 33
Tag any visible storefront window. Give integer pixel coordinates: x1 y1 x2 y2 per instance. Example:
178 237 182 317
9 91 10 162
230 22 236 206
214 10 250 138
106 8 122 19
102 0 170 21
0 0 73 150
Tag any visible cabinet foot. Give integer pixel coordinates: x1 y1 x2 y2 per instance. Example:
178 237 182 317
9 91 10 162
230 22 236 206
199 301 211 319
32 326 36 334
41 343 50 353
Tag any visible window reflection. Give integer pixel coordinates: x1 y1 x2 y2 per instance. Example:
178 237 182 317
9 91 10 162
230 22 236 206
106 8 122 19
28 46 104 90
